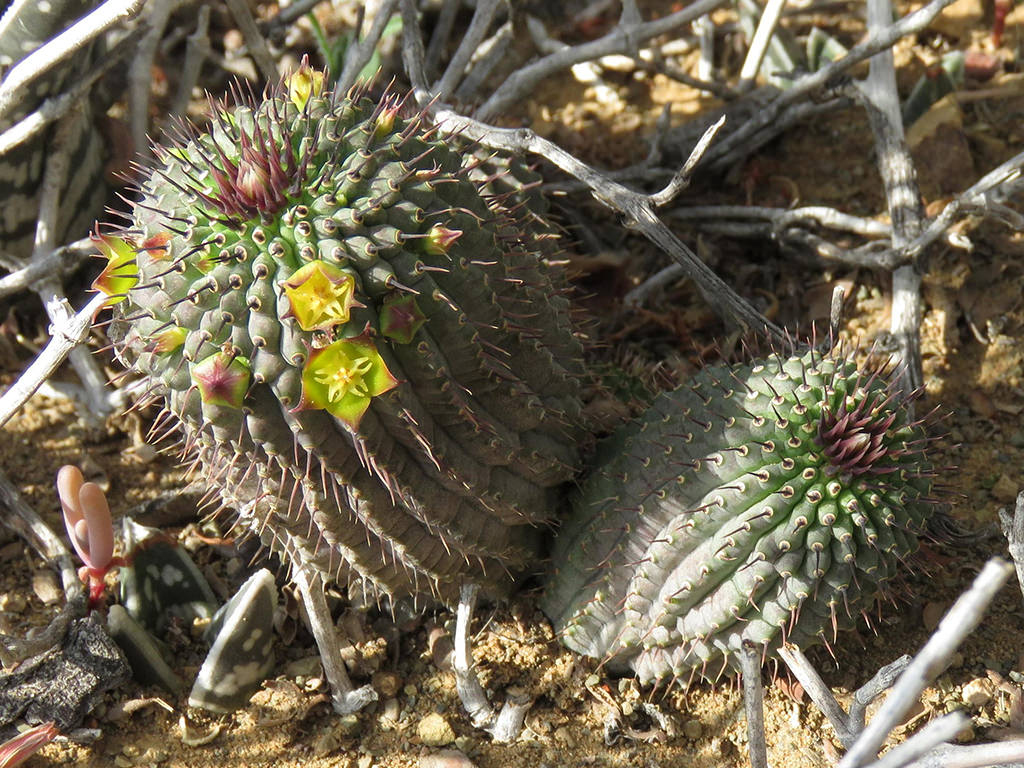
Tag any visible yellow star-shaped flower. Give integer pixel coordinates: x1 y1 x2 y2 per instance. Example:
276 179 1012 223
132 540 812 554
297 335 399 429
283 260 360 332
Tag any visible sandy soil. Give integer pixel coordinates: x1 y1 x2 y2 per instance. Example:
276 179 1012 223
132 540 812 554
3 2 1024 767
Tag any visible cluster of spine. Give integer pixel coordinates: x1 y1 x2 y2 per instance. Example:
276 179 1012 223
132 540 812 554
95 66 586 605
541 347 938 684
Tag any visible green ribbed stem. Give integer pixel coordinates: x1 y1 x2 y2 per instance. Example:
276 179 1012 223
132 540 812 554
542 348 935 683
103 73 587 605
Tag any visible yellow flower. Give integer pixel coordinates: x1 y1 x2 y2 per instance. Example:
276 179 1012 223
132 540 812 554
298 335 398 429
285 59 325 112
90 230 139 307
283 260 360 332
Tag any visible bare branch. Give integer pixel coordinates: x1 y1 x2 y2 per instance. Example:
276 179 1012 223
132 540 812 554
336 0 400 93
999 491 1024 606
224 0 279 81
454 18 513 103
0 29 139 157
474 0 727 120
454 583 496 730
424 0 461 81
0 0 145 123
424 107 785 342
291 561 377 714
849 655 912 734
0 293 106 429
740 642 768 768
171 4 212 117
738 0 787 91
0 239 93 300
901 740 1024 768
668 204 890 238
703 0 958 168
779 644 855 746
435 0 501 99
838 559 1014 768
650 116 725 208
869 713 969 768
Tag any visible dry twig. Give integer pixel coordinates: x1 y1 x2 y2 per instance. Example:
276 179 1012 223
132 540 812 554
839 559 1013 768
453 583 531 742
740 642 768 768
998 491 1024 605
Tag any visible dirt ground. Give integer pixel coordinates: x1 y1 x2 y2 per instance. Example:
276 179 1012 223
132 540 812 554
4 2 1024 767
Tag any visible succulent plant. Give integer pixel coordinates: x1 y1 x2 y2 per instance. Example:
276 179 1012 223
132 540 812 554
541 345 940 684
94 65 586 605
57 465 119 609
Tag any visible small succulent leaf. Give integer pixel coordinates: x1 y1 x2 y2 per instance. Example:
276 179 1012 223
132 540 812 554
805 27 848 73
189 569 278 714
903 52 965 127
120 518 219 634
77 481 114 571
379 295 427 344
298 335 398 429
107 605 186 694
56 465 87 563
282 260 359 332
191 353 251 408
90 231 138 306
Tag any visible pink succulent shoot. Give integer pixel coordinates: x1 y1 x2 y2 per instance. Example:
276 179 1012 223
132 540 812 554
0 721 58 767
57 466 118 608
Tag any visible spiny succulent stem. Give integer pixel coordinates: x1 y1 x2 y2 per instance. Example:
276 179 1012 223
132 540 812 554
292 562 377 715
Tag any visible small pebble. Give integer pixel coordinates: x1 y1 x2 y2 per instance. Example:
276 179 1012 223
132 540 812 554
283 656 322 679
372 671 401 698
961 678 994 707
379 697 400 726
418 749 478 768
417 713 455 747
31 569 62 605
312 726 346 757
337 714 363 738
428 626 453 670
357 755 374 768
0 592 26 612
922 601 947 632
683 720 703 740
992 474 1019 504
552 726 576 748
